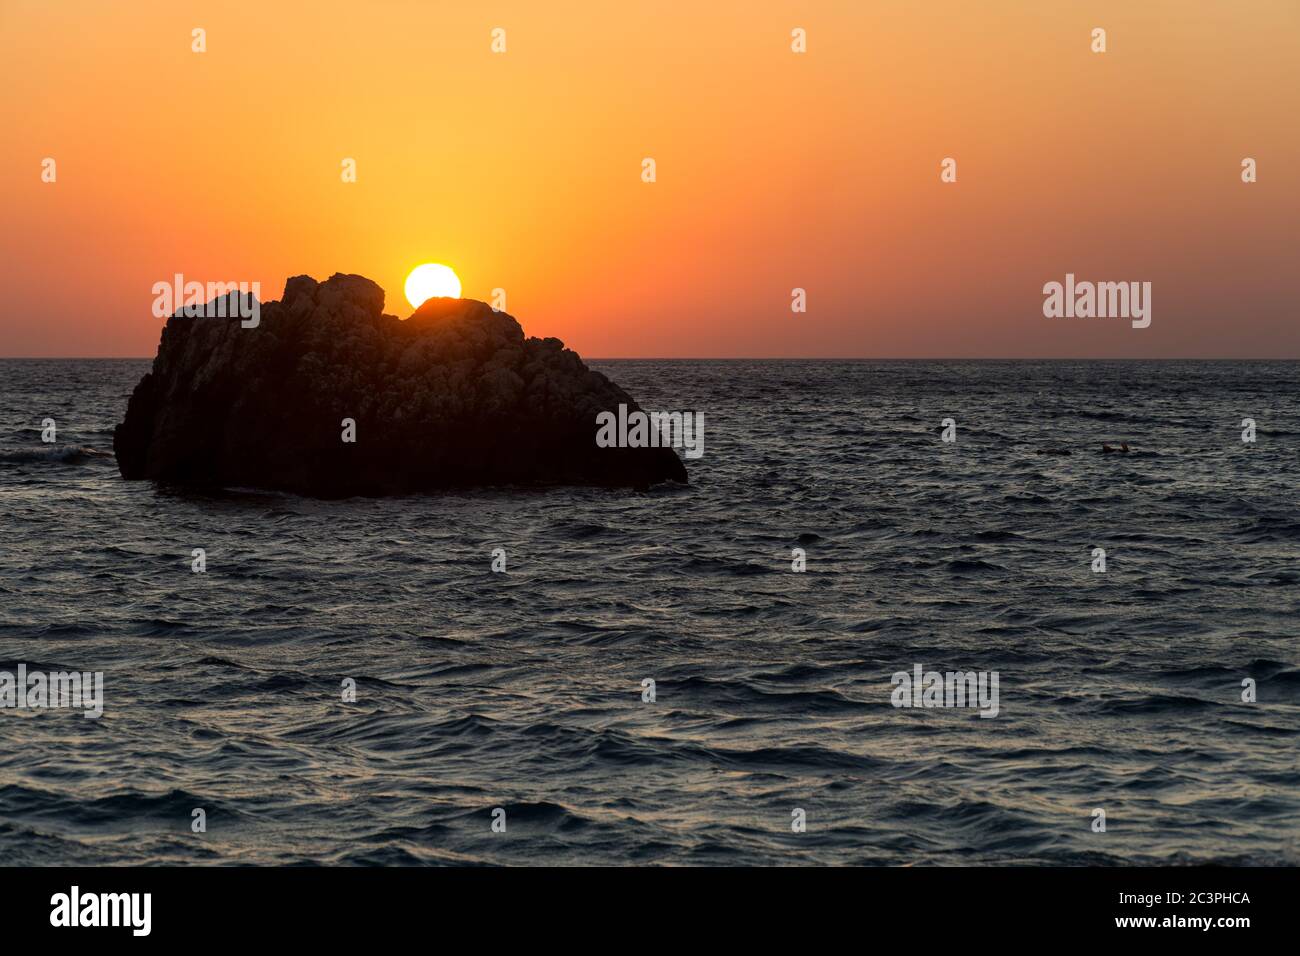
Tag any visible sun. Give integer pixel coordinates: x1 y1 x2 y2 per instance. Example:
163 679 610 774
404 263 462 309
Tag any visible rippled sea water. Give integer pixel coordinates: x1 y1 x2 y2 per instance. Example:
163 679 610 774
1 358 1298 865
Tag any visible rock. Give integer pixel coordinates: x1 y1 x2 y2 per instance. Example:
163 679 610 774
114 274 688 496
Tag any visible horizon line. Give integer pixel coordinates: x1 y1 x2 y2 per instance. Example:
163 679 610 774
4 356 1300 363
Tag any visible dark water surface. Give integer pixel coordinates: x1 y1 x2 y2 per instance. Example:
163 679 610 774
1 358 1297 865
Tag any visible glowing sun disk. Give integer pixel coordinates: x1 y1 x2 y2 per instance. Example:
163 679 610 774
405 263 461 308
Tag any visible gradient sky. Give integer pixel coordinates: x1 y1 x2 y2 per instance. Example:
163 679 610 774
2 0 1296 358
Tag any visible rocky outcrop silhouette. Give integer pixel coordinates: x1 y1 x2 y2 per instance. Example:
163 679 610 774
114 274 687 496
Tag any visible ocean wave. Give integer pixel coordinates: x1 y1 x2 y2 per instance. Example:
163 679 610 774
0 444 113 465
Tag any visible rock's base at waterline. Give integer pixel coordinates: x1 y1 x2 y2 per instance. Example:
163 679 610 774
113 274 688 496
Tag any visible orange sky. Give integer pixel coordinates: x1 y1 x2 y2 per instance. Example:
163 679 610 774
2 0 1297 358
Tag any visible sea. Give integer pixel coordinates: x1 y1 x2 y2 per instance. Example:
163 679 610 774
1 358 1297 865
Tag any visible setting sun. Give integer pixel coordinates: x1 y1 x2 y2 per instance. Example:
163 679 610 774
404 263 461 309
